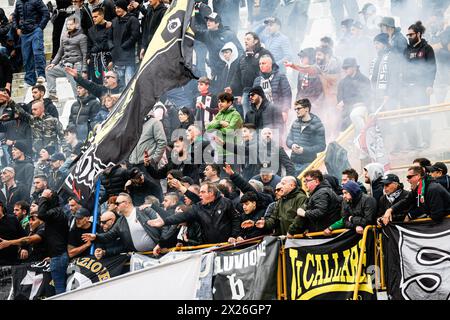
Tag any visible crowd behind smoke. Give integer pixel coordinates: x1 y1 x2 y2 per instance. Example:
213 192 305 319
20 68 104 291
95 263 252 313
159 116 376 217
0 0 449 298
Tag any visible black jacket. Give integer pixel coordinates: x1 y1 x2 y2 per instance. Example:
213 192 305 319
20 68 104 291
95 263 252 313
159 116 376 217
100 165 129 201
0 213 26 265
377 189 410 222
230 172 274 209
12 157 34 194
141 3 167 51
304 180 342 232
435 175 450 194
391 179 450 222
402 39 437 88
37 195 69 257
95 207 170 252
96 226 125 257
286 114 326 164
87 22 112 55
0 119 32 156
337 70 372 110
48 168 66 191
341 193 377 228
231 46 274 96
12 0 50 34
3 183 29 215
245 99 283 130
68 94 101 128
163 195 241 244
0 53 12 89
111 13 140 65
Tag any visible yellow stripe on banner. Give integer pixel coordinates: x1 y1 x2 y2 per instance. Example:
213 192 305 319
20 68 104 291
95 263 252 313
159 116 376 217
297 282 374 300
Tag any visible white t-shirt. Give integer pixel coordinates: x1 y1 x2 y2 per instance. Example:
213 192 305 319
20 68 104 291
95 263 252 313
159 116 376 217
125 208 155 252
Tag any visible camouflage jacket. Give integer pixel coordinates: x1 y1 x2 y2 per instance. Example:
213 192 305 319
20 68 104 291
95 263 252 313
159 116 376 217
17 105 69 155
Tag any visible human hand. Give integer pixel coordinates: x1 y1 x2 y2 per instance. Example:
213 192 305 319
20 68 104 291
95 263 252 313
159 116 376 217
19 249 28 260
81 233 96 242
236 236 244 242
94 248 105 260
220 121 229 128
297 208 306 217
227 237 237 244
64 66 78 77
336 101 344 111
241 220 255 229
153 244 161 256
356 226 364 234
283 61 293 68
0 238 11 249
41 189 53 198
255 218 265 229
286 233 294 239
382 209 393 226
46 63 55 70
223 162 234 176
143 150 151 166
17 29 22 36
196 102 205 109
323 228 332 236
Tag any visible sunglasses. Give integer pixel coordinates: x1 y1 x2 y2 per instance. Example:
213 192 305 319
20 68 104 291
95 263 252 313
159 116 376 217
275 188 282 192
100 218 112 225
248 93 256 97
406 174 418 180
115 201 126 206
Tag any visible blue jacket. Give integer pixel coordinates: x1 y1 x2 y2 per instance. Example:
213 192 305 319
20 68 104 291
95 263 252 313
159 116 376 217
13 0 50 34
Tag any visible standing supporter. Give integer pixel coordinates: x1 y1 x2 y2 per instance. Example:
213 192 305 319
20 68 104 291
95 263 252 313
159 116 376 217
252 55 292 124
245 86 283 130
212 0 241 33
177 107 194 130
1 167 28 215
140 0 167 59
25 85 59 118
50 0 72 58
87 7 113 84
229 31 273 117
85 0 116 23
94 210 124 259
286 99 326 176
379 17 407 56
13 200 30 232
11 142 34 194
0 199 27 265
67 208 92 259
31 175 48 203
260 127 296 177
349 21 374 76
48 153 68 191
111 0 140 85
12 0 50 86
363 163 384 204
46 15 88 100
68 85 101 141
99 164 129 203
192 77 218 130
215 43 239 95
125 167 163 204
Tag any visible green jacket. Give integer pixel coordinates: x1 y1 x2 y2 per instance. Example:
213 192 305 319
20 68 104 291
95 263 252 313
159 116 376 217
265 185 308 236
206 106 243 157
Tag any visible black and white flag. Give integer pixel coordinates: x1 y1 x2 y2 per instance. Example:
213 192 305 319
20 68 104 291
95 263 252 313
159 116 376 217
384 219 450 300
11 260 55 300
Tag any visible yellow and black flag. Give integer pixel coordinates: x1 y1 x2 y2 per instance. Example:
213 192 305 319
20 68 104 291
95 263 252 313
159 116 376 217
63 0 196 203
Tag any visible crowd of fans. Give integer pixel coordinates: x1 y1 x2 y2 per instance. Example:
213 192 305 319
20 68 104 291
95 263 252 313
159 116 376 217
0 0 449 297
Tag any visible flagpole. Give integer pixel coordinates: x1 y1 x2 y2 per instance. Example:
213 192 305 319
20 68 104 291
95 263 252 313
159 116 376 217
90 179 101 255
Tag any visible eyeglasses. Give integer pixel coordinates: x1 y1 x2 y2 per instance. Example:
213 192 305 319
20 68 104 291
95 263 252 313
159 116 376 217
115 201 126 206
406 174 418 180
304 178 315 183
100 218 112 225
248 93 256 97
406 33 416 38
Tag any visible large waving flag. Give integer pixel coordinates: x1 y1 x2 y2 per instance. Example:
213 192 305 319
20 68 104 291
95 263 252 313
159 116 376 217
62 0 196 203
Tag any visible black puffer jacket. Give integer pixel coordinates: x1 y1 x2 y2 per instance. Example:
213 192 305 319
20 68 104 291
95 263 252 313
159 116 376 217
100 165 129 201
111 13 140 65
3 183 29 215
163 194 241 244
87 22 112 55
245 98 283 130
231 46 273 96
342 193 377 228
304 180 342 232
12 0 50 34
68 94 101 128
286 113 326 164
12 158 34 194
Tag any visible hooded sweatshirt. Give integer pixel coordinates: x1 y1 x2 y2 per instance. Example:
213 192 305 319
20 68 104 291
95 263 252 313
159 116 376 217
215 42 239 93
364 163 384 203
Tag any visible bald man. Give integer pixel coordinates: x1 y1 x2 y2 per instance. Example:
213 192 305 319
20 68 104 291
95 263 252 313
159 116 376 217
94 210 122 260
255 176 307 237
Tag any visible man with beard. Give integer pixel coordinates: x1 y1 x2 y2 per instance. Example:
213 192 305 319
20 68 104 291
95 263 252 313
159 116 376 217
229 32 273 117
245 86 283 130
382 166 450 224
400 21 436 150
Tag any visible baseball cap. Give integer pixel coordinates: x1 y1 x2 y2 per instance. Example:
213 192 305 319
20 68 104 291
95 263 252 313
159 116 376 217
50 152 66 162
380 174 400 185
75 208 91 219
427 162 448 175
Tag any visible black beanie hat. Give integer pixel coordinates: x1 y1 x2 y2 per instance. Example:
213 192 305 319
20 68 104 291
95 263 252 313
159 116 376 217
115 0 129 12
248 86 266 99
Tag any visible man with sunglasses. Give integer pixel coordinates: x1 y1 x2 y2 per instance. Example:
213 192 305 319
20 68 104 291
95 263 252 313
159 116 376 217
82 192 169 254
94 210 123 260
65 67 123 99
381 166 450 225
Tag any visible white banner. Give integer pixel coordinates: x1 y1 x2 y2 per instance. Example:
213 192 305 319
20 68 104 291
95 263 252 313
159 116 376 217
48 253 203 300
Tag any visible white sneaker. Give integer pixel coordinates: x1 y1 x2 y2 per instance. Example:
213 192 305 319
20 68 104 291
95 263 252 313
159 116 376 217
36 76 46 84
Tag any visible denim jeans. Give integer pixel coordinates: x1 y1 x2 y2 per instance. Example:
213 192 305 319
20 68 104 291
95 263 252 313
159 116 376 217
294 162 311 177
115 64 136 88
50 252 69 295
329 0 360 36
21 28 46 86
